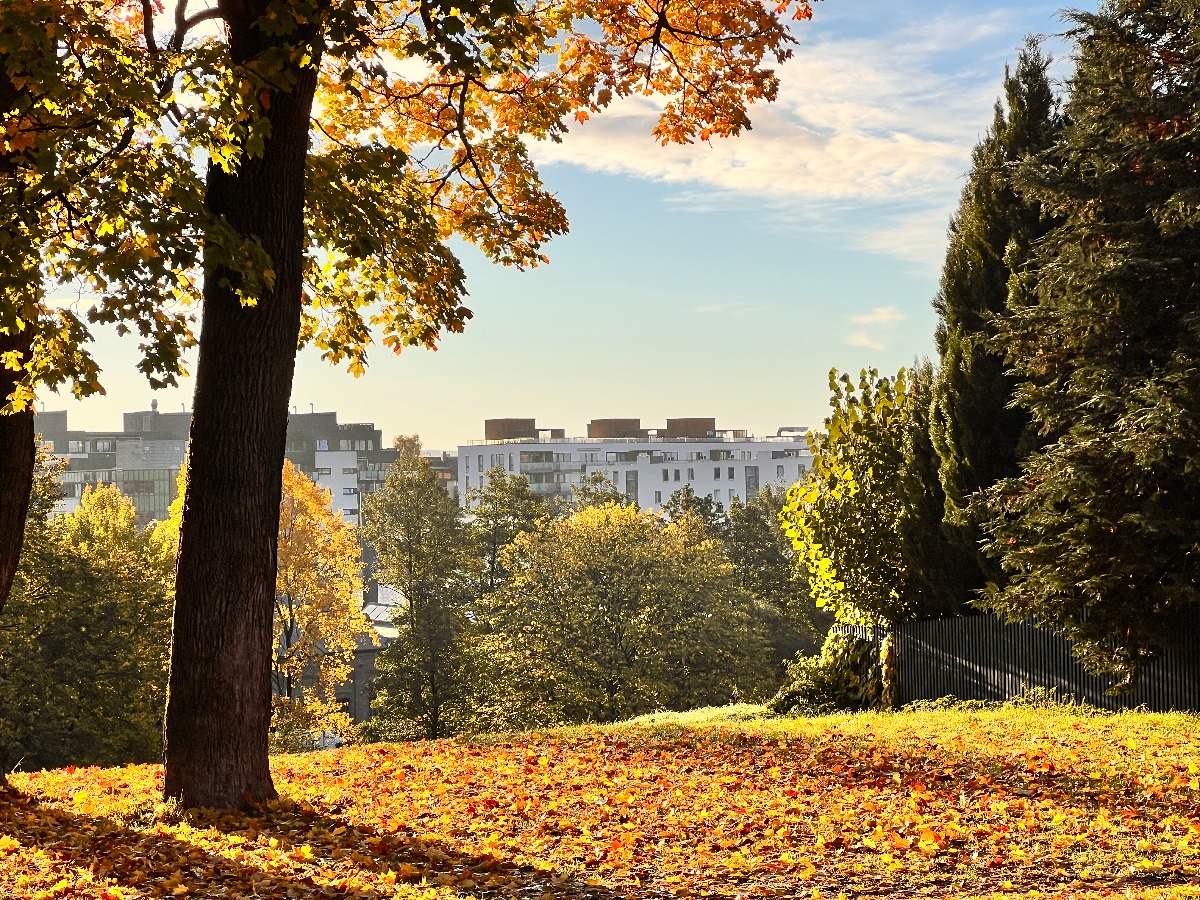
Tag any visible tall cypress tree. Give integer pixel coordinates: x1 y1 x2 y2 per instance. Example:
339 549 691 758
930 39 1062 595
982 0 1200 686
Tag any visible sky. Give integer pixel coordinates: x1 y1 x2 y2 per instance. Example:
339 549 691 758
47 0 1093 454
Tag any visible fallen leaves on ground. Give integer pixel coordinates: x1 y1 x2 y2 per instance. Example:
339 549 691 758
1 706 1198 899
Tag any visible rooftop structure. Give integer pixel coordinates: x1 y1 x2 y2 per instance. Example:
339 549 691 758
459 417 813 510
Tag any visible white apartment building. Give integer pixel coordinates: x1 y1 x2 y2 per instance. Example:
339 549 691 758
458 417 813 511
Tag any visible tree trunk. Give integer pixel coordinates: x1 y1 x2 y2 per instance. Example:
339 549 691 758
162 1 321 809
0 27 38 617
0 338 34 613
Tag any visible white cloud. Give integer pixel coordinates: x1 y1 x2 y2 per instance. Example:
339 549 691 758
528 9 1028 267
846 331 885 351
851 305 907 328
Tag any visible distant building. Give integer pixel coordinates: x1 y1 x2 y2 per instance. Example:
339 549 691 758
38 403 457 526
458 417 813 510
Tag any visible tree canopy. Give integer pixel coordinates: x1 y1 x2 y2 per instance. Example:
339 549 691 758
980 0 1200 687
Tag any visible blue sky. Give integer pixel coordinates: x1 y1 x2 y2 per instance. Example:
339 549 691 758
50 0 1091 453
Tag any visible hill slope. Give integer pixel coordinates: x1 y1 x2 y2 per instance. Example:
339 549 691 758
2 705 1199 899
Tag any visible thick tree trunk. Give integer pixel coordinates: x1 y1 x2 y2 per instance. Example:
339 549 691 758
162 2 321 809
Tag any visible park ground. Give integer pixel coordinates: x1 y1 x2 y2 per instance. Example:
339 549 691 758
1 704 1198 899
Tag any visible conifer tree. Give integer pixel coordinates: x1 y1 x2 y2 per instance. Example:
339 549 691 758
929 39 1061 593
982 0 1200 686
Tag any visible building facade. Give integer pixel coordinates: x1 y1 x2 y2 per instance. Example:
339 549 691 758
39 404 457 526
458 417 813 510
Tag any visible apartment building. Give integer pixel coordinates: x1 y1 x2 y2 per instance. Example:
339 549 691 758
39 403 457 526
458 417 813 510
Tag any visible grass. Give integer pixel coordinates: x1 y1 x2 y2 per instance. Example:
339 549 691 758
2 703 1199 898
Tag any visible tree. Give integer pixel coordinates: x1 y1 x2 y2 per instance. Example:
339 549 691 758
570 471 627 510
0 472 174 771
484 503 772 724
271 461 373 750
662 483 730 539
929 39 1061 593
782 367 961 625
726 485 827 665
0 1 202 618
981 0 1200 687
159 461 374 748
464 464 546 599
129 0 819 807
895 360 974 618
391 434 422 456
360 451 474 741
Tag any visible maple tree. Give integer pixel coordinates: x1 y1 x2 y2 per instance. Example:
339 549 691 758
0 1 202 617
271 461 373 750
78 0 821 809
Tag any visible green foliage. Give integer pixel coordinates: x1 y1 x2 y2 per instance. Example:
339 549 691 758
929 38 1061 594
981 0 1200 687
360 451 476 740
770 630 886 715
481 503 774 726
726 485 828 664
781 368 911 625
569 472 627 510
662 484 729 538
0 461 174 770
464 465 547 598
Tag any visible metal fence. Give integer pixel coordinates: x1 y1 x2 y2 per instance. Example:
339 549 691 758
889 615 1200 712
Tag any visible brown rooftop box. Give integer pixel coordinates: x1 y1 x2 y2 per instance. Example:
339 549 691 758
484 418 538 441
588 418 646 439
664 417 717 439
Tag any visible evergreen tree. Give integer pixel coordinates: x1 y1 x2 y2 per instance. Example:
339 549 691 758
930 38 1062 594
982 0 1200 686
898 361 975 617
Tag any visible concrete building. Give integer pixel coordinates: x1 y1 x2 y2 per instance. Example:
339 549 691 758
458 417 813 510
38 404 457 526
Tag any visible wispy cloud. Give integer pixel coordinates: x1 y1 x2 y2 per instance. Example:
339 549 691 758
691 302 764 317
851 306 907 328
529 9 1028 268
846 332 885 351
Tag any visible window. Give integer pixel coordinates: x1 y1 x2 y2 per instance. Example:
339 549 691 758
654 490 662 504
92 439 115 452
745 465 759 496
777 465 785 480
714 467 721 480
315 467 331 476
625 469 638 502
673 469 680 482
478 454 483 470
465 456 470 472
68 440 83 453
713 489 722 502
343 508 359 518
465 476 470 489
728 467 735 480
339 439 350 450
662 468 669 482
580 451 599 462
509 453 514 471
343 487 358 495
316 439 328 451
687 468 694 481
342 467 357 475
554 452 573 462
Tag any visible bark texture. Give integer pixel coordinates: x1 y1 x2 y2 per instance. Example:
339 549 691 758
0 43 37 615
163 0 322 809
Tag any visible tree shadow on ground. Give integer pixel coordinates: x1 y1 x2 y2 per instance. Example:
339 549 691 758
0 783 636 899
